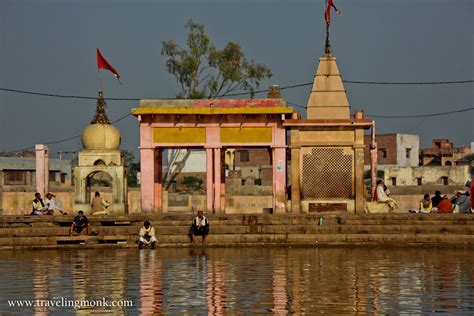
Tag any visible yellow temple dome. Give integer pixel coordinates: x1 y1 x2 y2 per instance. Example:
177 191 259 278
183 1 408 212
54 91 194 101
82 91 121 150
82 123 121 150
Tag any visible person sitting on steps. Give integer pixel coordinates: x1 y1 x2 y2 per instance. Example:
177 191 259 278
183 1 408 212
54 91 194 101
70 210 91 236
188 210 209 244
91 191 110 215
138 220 157 249
30 193 48 215
375 180 399 211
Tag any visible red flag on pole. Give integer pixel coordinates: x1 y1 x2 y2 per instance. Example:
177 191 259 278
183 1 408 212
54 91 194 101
96 48 120 82
325 0 341 26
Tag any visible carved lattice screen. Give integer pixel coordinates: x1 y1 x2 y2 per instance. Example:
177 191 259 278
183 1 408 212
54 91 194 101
301 147 354 199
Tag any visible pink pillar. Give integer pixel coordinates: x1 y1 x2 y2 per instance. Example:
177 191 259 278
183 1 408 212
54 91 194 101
214 148 221 213
35 144 49 197
140 148 155 212
273 147 286 213
139 124 156 212
206 148 214 212
154 149 163 212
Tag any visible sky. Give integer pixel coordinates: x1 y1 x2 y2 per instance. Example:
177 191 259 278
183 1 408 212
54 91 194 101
0 0 473 160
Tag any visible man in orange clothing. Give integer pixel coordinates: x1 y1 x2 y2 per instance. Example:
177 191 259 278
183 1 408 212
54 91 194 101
435 195 453 214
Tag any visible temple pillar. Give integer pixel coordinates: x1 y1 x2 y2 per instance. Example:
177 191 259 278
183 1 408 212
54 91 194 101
213 148 222 213
154 148 163 212
354 144 365 213
273 146 286 214
206 148 214 212
289 128 301 213
35 144 49 197
140 148 155 212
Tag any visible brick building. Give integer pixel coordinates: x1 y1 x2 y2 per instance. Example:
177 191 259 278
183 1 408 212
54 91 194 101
420 139 471 166
364 133 419 167
232 148 273 186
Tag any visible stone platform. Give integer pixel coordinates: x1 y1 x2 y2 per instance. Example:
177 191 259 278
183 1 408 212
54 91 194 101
0 213 473 249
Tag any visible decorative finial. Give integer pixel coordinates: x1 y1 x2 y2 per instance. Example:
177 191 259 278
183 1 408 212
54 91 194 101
325 28 332 56
91 90 111 124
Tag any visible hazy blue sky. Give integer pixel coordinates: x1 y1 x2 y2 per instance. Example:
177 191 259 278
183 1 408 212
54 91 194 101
0 0 472 159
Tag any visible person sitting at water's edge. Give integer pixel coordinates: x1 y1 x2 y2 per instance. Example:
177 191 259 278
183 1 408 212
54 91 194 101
70 211 91 236
188 211 209 243
138 220 157 249
30 193 47 215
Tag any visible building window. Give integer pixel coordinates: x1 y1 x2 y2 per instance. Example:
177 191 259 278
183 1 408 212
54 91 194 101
60 173 67 184
239 150 249 162
435 141 441 148
416 177 422 186
441 176 449 185
4 171 27 185
380 148 387 158
390 177 397 186
49 171 57 182
406 148 411 159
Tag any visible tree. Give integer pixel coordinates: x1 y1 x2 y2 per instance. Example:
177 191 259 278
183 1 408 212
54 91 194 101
161 20 272 99
123 150 140 188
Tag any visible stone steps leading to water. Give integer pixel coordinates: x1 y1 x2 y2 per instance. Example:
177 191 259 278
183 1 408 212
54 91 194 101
0 213 473 249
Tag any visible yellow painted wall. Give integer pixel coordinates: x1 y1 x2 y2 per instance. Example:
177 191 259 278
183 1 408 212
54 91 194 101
221 127 272 143
153 128 206 143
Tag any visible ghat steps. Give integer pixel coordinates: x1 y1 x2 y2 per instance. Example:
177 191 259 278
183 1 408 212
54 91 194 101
0 214 473 249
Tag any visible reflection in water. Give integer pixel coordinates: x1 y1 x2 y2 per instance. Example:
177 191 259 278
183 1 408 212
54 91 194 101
0 248 473 314
139 250 162 315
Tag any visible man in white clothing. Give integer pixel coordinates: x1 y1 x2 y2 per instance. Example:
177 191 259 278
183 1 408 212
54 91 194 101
138 220 157 249
376 180 398 211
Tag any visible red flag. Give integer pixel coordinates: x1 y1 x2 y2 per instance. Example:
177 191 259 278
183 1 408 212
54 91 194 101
96 48 120 81
325 0 341 26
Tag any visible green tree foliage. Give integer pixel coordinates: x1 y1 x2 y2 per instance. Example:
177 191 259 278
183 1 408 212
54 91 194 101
123 150 140 188
161 20 272 99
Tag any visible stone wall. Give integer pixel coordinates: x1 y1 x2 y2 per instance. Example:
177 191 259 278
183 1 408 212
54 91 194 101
1 188 142 215
382 165 469 186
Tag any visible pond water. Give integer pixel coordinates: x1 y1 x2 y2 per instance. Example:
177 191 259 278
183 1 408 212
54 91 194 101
0 247 473 315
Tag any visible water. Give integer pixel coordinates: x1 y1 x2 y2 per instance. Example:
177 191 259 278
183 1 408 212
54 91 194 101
0 247 473 315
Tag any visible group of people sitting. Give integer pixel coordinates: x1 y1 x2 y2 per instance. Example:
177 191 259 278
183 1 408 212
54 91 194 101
68 209 210 249
411 190 472 214
31 192 66 215
30 191 110 216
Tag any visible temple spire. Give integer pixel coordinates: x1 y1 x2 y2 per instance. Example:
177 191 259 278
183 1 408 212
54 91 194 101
306 55 350 120
91 90 111 124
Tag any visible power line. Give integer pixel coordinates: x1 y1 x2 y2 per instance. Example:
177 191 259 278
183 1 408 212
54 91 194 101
5 113 133 153
366 107 474 118
1 78 473 101
344 79 474 85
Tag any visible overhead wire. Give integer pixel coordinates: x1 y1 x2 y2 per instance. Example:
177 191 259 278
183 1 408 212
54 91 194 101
6 113 133 153
1 78 473 153
1 78 473 101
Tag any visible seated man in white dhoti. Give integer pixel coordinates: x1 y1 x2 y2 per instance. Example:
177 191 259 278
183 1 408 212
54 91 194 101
138 220 157 249
375 180 398 211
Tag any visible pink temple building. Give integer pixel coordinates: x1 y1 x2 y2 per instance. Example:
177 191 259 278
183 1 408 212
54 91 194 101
132 97 293 214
